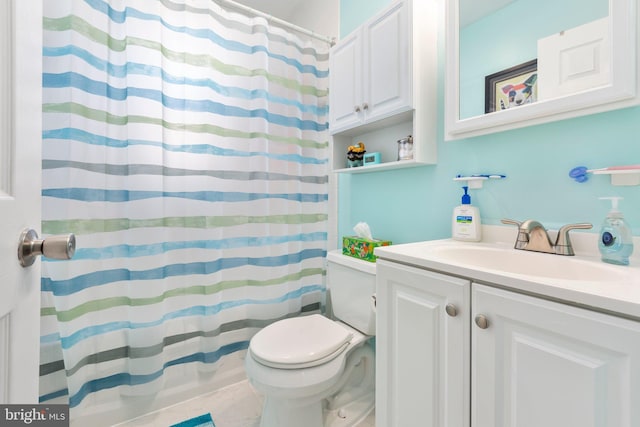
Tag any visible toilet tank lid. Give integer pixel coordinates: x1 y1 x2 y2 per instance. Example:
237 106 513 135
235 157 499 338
250 314 353 366
327 250 376 275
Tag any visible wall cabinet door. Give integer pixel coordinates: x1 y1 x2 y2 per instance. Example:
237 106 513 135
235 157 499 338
363 0 410 122
472 283 640 427
376 260 470 427
329 0 410 135
329 30 362 131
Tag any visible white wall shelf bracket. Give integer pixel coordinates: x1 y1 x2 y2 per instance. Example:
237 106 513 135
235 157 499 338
453 174 506 189
570 166 640 186
592 169 640 186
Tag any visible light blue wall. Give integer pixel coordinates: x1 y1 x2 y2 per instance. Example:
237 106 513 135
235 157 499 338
338 1 640 245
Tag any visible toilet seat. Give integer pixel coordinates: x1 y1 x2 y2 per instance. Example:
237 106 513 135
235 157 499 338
250 314 353 369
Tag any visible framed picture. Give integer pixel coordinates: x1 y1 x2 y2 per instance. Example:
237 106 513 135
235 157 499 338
485 59 538 114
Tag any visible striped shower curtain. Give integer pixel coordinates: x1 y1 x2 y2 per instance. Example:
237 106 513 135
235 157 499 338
39 0 329 420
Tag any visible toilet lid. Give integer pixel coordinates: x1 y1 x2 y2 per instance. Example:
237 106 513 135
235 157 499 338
250 314 353 369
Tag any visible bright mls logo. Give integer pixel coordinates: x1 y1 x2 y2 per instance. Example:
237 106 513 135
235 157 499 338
1 405 68 426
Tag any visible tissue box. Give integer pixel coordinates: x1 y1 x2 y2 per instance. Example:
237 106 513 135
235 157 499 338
342 236 391 262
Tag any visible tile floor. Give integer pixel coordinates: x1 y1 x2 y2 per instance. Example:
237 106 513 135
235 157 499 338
115 379 375 427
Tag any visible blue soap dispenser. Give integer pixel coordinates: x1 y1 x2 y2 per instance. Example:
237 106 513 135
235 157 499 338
598 197 634 265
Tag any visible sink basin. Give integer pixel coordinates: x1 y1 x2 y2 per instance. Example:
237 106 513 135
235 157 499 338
424 244 630 282
374 230 640 319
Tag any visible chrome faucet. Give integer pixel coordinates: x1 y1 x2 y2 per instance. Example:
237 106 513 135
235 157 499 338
501 219 592 256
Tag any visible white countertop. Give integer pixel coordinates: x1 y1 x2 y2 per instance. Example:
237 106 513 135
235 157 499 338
374 225 640 319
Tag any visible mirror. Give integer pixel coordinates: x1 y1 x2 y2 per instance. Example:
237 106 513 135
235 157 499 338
445 0 638 139
459 0 608 120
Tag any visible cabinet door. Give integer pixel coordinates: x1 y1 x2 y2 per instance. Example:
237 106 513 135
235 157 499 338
376 260 470 427
363 0 411 122
329 30 362 132
472 284 640 427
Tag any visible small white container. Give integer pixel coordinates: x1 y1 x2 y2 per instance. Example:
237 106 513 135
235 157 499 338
452 186 482 241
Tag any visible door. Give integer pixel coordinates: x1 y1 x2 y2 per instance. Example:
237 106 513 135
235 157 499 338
472 283 640 427
0 0 42 403
376 260 470 427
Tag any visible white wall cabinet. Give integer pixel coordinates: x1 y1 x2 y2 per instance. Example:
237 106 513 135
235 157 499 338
329 0 438 172
330 1 410 133
376 260 640 427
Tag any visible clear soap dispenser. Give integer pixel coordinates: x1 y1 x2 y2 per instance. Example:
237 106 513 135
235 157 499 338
598 197 634 265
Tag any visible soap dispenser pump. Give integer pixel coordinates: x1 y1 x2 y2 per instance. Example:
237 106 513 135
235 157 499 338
452 186 481 242
598 197 634 265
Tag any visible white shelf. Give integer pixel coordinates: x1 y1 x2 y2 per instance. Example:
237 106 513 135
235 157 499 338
334 159 427 174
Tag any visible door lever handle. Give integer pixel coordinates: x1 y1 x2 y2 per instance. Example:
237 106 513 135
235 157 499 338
18 228 76 267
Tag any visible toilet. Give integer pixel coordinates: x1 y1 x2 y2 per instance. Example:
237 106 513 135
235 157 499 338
244 250 376 427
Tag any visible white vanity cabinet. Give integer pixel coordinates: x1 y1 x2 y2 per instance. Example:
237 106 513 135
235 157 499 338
329 0 410 134
376 259 640 427
472 283 640 427
375 259 470 427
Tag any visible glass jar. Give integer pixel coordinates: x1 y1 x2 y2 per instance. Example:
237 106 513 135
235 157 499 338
397 135 413 160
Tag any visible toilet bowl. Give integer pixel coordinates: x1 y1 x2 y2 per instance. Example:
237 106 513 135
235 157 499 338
245 251 376 427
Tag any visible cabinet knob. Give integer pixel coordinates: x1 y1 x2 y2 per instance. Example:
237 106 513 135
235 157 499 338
362 103 369 110
445 303 458 317
354 105 361 113
475 314 489 329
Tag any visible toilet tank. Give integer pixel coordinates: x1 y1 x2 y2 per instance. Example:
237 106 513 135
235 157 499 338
326 250 376 335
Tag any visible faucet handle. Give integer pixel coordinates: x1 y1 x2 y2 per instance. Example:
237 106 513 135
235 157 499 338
501 218 522 227
558 222 593 231
501 218 528 249
555 223 593 256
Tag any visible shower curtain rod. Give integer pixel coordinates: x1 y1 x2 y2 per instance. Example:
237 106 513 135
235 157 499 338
215 0 336 45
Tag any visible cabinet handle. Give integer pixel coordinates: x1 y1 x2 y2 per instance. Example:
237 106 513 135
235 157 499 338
362 103 369 110
445 303 458 317
475 314 489 329
354 105 361 113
